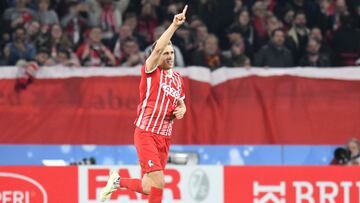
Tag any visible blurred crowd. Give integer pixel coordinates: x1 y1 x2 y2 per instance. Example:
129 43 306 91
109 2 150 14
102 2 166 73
1 0 360 70
331 138 360 165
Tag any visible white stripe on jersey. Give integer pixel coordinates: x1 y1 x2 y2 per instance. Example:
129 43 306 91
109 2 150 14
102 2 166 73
157 99 170 134
145 70 163 131
165 120 173 136
136 77 152 127
172 73 181 106
151 88 167 133
173 72 181 88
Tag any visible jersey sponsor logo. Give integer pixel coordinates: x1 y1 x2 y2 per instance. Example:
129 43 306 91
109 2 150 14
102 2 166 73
148 160 154 167
84 167 182 201
0 172 48 203
160 83 181 99
253 181 360 203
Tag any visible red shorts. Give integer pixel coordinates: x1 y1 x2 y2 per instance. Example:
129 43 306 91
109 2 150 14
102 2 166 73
134 127 171 176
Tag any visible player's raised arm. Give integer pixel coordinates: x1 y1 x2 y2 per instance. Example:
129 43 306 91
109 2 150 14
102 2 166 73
145 5 188 73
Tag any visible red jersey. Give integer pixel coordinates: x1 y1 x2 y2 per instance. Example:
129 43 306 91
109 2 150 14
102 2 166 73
135 65 185 136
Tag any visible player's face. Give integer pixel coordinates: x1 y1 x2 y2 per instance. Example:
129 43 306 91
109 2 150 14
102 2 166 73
160 45 175 69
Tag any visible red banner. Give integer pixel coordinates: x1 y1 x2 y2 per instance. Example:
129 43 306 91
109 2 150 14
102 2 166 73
0 67 360 144
79 166 223 202
0 166 78 202
0 166 359 203
224 166 360 203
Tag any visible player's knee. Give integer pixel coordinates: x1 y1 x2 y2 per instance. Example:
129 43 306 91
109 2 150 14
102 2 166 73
142 180 151 195
153 178 165 189
147 170 165 189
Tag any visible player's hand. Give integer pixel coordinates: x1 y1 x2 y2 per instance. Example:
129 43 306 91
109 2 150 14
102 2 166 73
173 105 186 120
172 5 188 28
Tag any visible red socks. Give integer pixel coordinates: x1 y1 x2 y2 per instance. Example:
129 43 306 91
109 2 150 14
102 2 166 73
120 178 145 194
120 179 163 202
149 187 163 203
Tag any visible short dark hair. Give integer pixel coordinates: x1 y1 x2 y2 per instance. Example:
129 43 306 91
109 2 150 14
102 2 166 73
37 47 50 55
294 10 306 18
270 28 284 38
58 48 70 58
14 26 26 33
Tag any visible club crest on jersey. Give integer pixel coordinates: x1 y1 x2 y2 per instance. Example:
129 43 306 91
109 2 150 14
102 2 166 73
148 160 154 167
160 83 181 99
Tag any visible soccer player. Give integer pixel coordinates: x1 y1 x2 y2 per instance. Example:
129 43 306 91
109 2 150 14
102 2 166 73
100 5 188 203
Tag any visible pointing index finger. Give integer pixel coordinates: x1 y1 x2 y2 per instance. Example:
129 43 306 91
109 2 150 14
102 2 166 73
182 5 188 15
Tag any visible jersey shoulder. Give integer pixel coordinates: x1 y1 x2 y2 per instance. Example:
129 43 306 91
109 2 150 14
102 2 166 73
141 64 160 75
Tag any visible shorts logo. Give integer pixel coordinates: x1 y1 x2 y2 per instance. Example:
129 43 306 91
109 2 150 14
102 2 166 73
148 160 154 167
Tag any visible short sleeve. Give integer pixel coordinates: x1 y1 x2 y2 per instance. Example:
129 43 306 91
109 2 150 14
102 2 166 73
143 64 158 74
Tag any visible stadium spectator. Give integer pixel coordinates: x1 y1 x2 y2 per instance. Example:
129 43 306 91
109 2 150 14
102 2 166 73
25 20 41 47
36 0 59 25
280 8 295 32
111 24 146 53
145 26 185 67
252 1 270 39
117 37 144 67
61 1 96 46
286 11 310 65
233 0 244 14
189 15 204 29
194 24 209 51
1 0 360 68
123 12 138 33
347 138 360 165
276 0 320 28
53 48 80 67
299 38 331 67
0 23 12 53
76 27 116 67
35 47 53 66
224 39 251 68
46 24 73 58
254 28 293 67
191 34 231 70
172 23 195 66
112 24 133 57
137 2 159 45
332 14 360 66
254 15 282 52
193 0 221 35
3 26 36 65
309 27 333 60
226 28 252 59
228 9 255 46
86 0 130 42
330 0 350 30
3 0 35 29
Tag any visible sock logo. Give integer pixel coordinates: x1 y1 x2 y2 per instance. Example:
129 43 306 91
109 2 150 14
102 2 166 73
148 160 154 167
